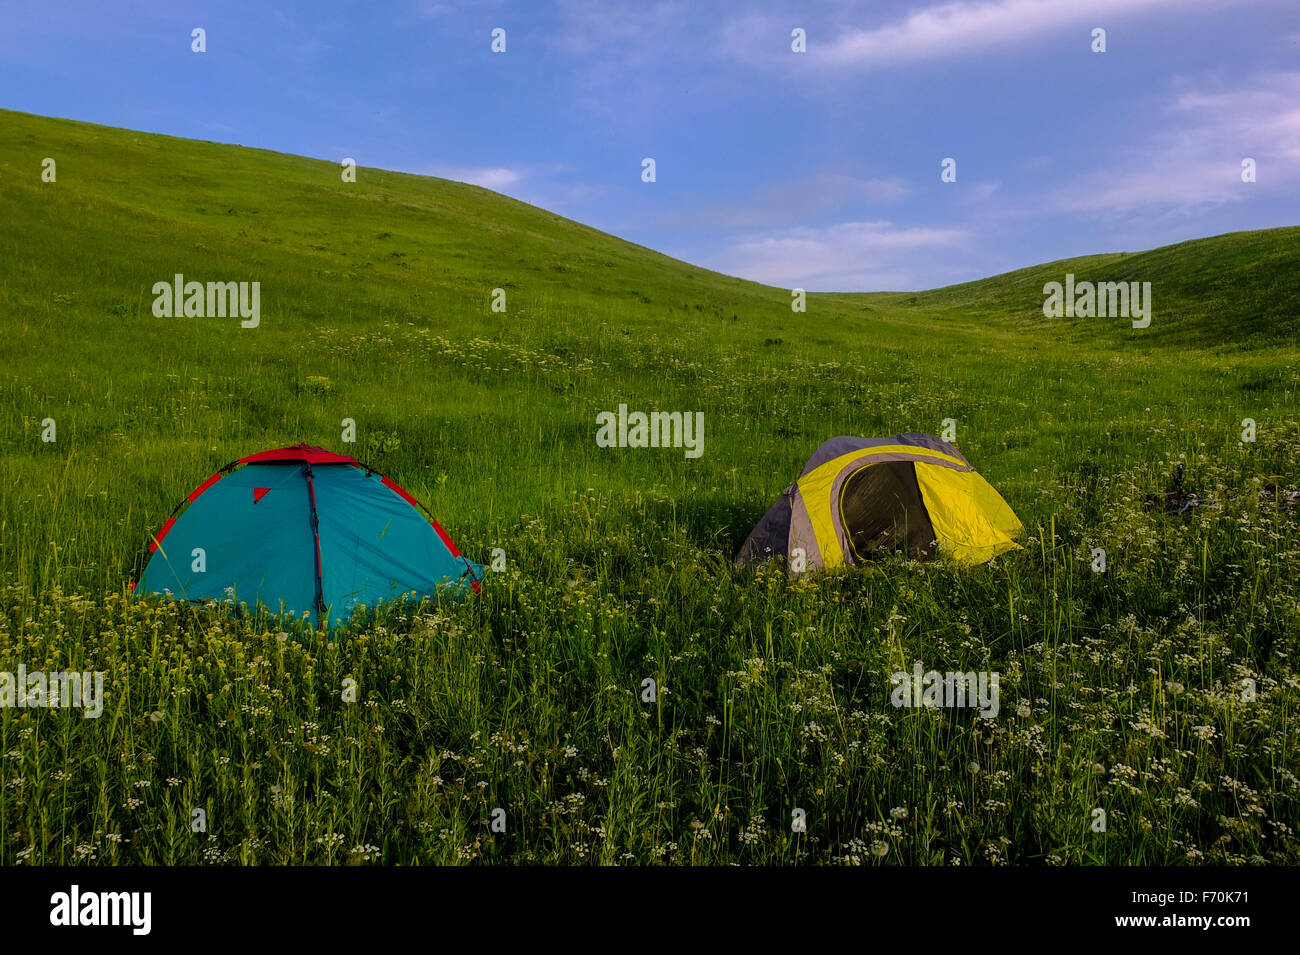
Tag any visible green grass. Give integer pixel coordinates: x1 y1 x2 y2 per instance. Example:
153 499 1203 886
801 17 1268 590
1 107 1298 865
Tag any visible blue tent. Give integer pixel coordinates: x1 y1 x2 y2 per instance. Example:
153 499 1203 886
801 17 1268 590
134 444 481 627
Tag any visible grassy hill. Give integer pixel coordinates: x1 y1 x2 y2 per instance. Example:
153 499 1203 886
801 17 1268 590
880 226 1300 346
1 108 1298 865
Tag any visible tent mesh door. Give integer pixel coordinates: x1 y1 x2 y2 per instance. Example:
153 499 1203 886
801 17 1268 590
839 462 937 561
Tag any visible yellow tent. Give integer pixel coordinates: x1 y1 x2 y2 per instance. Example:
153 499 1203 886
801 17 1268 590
736 433 1022 571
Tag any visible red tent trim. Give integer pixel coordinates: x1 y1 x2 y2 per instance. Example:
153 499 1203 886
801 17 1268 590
188 471 224 502
377 473 479 591
148 516 177 552
238 443 360 466
379 474 470 557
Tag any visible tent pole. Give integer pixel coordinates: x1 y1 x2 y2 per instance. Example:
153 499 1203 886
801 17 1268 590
304 463 327 628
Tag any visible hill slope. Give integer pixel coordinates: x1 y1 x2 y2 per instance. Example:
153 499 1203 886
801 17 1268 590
3 107 1298 354
893 226 1300 346
0 105 1297 586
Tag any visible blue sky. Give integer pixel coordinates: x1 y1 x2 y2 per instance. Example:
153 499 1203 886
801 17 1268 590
3 0 1298 290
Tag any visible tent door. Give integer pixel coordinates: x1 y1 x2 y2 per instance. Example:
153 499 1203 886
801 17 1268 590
838 461 937 562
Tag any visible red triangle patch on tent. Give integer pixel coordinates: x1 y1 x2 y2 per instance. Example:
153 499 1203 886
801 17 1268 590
253 487 271 503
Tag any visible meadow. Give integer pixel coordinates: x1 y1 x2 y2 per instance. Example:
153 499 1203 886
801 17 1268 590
1 108 1298 864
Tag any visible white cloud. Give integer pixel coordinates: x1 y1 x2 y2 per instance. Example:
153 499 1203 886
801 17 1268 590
964 180 1002 203
1173 76 1300 161
414 0 506 18
412 161 609 217
552 0 687 59
759 172 911 209
549 0 740 124
1052 71 1300 215
705 219 969 290
819 0 1222 67
651 171 911 230
423 165 525 191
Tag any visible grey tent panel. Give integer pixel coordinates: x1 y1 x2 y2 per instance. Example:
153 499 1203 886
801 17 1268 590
798 433 969 477
736 485 794 565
